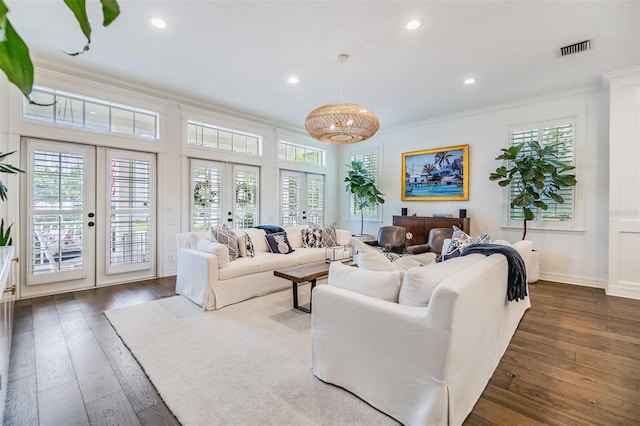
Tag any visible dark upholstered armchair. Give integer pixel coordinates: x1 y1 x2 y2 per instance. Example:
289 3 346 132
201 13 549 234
365 226 407 253
405 227 454 256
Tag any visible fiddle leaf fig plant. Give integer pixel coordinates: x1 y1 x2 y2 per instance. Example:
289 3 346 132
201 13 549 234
0 151 24 246
0 0 120 101
344 161 385 236
489 141 576 240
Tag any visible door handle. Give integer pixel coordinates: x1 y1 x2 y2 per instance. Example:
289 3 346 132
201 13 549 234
88 221 95 227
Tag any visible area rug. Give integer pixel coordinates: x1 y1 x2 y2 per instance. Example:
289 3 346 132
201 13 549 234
105 286 398 425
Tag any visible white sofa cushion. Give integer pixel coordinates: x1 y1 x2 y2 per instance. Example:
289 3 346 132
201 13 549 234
328 261 402 302
196 239 230 268
283 225 306 248
398 253 486 306
189 231 210 249
354 239 396 271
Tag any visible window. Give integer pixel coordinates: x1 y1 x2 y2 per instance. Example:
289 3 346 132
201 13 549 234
349 150 381 219
22 86 160 139
108 157 153 271
508 119 576 227
191 160 260 231
279 171 324 226
187 121 261 155
279 141 325 166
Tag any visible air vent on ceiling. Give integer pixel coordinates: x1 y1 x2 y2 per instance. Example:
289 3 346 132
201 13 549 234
560 40 591 56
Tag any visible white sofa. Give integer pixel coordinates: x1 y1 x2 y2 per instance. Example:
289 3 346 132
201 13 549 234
312 240 533 426
176 225 352 310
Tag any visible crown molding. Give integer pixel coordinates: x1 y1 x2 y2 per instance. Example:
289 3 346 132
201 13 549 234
378 84 607 135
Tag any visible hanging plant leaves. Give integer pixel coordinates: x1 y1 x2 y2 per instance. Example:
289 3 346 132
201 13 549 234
0 0 120 99
63 0 92 55
0 3 34 98
100 0 120 26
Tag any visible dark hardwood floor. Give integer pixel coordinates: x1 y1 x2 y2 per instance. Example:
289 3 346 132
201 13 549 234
4 278 639 425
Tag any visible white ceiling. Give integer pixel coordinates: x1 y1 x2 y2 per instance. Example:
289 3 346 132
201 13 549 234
8 0 640 130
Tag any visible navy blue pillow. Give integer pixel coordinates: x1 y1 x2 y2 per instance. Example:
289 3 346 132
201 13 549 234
255 225 285 235
265 232 295 254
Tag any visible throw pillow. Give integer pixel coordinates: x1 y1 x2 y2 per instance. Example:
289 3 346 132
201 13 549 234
236 232 256 258
210 225 240 262
237 234 248 257
309 222 338 247
439 226 490 261
265 231 295 254
196 239 230 268
245 232 255 257
353 239 395 271
302 227 324 248
328 261 402 302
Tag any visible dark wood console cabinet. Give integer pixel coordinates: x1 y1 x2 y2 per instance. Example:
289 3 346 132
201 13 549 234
392 216 470 247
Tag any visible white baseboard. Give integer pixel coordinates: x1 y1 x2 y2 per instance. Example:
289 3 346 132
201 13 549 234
538 271 606 289
606 281 640 300
162 266 177 277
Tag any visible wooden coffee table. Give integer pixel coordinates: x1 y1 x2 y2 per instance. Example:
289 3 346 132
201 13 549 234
273 261 335 313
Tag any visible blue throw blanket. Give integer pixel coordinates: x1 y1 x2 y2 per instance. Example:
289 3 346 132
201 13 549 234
461 244 528 302
255 225 285 235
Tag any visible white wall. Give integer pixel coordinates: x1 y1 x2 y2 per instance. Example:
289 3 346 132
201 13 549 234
604 67 640 299
1 62 340 298
339 87 611 287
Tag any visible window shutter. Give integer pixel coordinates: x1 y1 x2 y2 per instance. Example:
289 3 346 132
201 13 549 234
234 167 259 229
192 165 223 231
541 124 574 221
350 151 380 217
508 121 575 224
281 173 301 226
306 175 324 226
109 158 152 268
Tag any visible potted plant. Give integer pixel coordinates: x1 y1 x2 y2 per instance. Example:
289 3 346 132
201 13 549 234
344 161 385 236
0 151 24 245
489 141 577 240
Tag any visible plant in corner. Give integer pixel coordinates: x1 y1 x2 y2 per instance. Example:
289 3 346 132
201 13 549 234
344 161 385 236
489 141 577 240
0 151 24 246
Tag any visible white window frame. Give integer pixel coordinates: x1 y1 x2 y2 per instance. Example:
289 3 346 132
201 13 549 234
187 120 262 156
22 85 160 139
502 116 583 233
348 148 382 223
278 140 325 166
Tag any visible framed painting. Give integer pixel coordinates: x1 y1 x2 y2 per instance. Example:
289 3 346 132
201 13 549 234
402 144 469 201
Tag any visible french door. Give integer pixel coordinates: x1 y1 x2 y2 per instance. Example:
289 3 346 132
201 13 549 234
280 171 324 226
190 159 259 231
24 138 156 292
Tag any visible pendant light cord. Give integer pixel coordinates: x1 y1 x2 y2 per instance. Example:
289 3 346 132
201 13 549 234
338 53 348 103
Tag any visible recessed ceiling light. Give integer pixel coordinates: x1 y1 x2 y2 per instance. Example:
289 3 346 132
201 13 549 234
288 76 299 84
406 20 421 30
464 78 476 85
150 17 167 29
88 111 97 115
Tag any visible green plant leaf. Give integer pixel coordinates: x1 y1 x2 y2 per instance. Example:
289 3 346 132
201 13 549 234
0 10 34 98
549 192 564 203
0 218 12 246
64 0 92 55
523 208 535 221
100 0 120 26
498 179 511 187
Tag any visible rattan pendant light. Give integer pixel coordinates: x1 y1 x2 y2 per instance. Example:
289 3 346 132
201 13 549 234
305 54 380 144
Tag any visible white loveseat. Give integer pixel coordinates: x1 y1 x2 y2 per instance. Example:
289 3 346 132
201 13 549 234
176 225 352 310
312 240 533 425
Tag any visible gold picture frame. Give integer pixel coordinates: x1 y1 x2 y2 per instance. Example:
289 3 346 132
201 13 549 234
402 144 469 201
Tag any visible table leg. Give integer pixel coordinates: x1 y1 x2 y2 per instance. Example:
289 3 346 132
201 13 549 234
292 279 314 314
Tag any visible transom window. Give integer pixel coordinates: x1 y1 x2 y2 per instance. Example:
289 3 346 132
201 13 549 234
22 86 160 139
279 141 325 166
187 120 261 155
